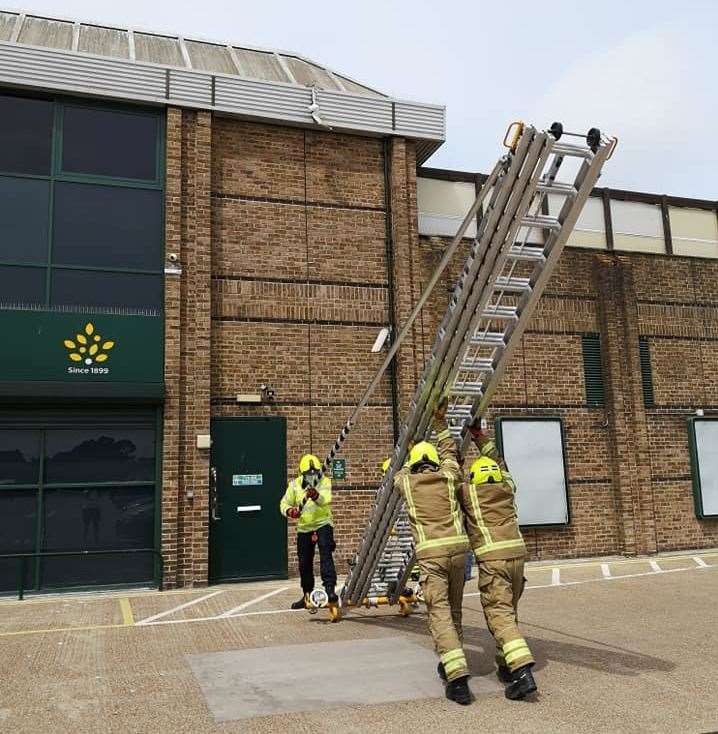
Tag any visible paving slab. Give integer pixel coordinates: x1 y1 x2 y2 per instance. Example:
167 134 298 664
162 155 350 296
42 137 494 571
187 637 501 721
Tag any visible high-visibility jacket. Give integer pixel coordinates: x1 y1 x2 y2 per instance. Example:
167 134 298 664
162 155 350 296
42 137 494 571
460 435 525 561
279 476 333 533
393 421 469 560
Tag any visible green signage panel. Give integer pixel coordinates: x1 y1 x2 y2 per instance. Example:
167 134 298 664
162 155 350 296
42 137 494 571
331 458 346 480
0 309 163 385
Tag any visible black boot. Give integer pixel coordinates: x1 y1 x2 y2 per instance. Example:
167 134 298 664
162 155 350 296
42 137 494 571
437 662 447 682
496 663 513 684
291 594 309 610
445 675 471 705
504 664 537 700
325 586 338 604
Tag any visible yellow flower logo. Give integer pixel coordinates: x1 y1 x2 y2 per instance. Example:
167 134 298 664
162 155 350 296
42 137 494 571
63 322 115 365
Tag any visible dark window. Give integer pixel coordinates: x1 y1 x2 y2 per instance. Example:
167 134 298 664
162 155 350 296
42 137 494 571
61 105 159 181
639 337 655 408
0 265 46 306
0 95 53 175
52 182 163 269
51 269 162 311
45 428 155 484
581 333 605 407
0 489 37 592
41 486 154 586
0 176 51 264
0 430 41 485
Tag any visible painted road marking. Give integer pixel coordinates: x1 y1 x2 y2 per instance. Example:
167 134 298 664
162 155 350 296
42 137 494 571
649 560 662 573
601 563 611 579
135 590 224 626
119 598 135 626
693 556 708 568
551 568 561 586
216 586 289 618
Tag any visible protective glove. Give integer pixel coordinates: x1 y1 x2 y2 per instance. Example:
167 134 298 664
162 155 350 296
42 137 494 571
305 487 320 502
286 507 300 520
469 418 485 440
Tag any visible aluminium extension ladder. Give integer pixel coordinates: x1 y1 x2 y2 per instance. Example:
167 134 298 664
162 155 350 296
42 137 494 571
311 122 616 611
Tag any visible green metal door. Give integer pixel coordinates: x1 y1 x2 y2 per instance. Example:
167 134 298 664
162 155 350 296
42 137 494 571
209 417 287 582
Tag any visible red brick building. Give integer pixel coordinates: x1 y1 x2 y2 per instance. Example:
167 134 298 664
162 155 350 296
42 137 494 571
0 10 715 594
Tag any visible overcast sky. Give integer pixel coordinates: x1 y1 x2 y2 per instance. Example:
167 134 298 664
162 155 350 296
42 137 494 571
21 0 717 199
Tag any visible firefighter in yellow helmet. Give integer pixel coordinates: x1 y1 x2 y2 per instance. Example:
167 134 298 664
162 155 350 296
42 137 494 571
460 421 537 701
279 453 337 610
393 398 471 705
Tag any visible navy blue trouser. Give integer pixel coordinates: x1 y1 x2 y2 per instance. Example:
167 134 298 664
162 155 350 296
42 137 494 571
297 524 337 593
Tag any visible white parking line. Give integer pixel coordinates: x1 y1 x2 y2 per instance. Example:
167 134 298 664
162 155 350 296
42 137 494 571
551 568 561 586
649 560 662 573
601 563 611 579
693 556 709 568
135 590 224 626
217 586 289 618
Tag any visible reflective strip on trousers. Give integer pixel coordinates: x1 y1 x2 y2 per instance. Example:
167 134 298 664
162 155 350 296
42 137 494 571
503 637 531 666
441 648 467 676
416 534 469 553
474 537 525 556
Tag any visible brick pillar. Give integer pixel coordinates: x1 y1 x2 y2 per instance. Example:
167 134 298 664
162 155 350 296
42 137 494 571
388 138 422 414
161 109 212 587
594 254 657 555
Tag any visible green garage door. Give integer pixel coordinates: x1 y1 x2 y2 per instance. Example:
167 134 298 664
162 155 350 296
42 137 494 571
209 417 287 583
0 410 160 593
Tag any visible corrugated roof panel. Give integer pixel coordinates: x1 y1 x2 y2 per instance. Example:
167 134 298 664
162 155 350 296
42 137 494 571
284 56 339 90
169 69 212 106
184 40 236 75
79 25 129 60
0 11 18 41
18 16 74 51
134 32 185 67
233 48 288 83
336 75 384 98
394 101 445 139
215 75 311 124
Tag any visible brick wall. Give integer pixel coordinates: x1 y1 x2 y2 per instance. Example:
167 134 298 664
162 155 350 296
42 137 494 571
162 110 717 587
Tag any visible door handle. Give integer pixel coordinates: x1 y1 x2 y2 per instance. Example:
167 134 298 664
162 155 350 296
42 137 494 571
210 466 221 521
237 505 262 512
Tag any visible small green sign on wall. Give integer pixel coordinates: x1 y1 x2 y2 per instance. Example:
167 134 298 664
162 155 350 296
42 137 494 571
331 458 346 480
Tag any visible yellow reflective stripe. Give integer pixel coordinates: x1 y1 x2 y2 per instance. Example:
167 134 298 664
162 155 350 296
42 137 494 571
474 537 525 555
444 657 467 675
481 440 496 455
441 648 467 674
503 638 528 655
468 483 492 547
416 534 468 552
505 645 531 666
445 472 464 537
436 428 452 442
441 648 465 664
402 476 425 544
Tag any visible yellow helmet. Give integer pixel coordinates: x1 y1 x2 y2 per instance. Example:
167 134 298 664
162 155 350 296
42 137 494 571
380 458 391 475
408 441 440 470
469 455 502 485
299 454 321 474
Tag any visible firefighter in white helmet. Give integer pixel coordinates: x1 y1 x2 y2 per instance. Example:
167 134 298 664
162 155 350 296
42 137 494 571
279 454 337 610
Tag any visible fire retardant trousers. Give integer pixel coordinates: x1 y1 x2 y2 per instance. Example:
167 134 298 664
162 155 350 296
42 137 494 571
297 524 337 594
419 552 469 682
478 557 534 672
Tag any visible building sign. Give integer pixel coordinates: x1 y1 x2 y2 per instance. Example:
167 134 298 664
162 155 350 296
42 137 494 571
0 309 163 389
233 474 263 486
331 458 346 480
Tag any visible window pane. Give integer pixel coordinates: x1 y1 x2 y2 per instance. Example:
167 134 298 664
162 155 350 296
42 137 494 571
0 95 53 175
51 269 162 311
41 486 154 587
61 105 159 180
45 427 155 484
53 182 163 270
0 430 41 485
0 489 37 592
0 265 45 307
0 177 50 264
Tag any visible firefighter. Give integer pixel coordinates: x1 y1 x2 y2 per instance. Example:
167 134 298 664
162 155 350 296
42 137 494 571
393 398 471 705
279 454 337 610
461 422 537 700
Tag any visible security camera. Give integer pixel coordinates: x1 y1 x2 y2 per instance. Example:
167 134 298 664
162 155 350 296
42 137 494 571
167 253 179 263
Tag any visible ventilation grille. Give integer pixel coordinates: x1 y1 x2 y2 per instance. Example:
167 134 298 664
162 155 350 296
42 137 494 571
581 333 605 407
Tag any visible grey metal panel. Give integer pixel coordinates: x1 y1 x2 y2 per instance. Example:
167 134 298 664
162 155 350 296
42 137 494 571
415 140 442 165
134 32 185 67
0 11 17 42
18 15 73 51
317 89 392 133
233 47 288 83
169 69 212 106
0 43 165 99
283 56 339 90
394 101 445 140
78 25 129 60
184 40 236 75
215 75 311 123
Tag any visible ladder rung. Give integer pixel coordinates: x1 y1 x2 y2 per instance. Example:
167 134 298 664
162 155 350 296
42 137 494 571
451 383 484 396
482 304 517 320
471 331 506 346
536 181 577 197
495 275 531 293
521 215 561 231
460 357 494 372
552 142 594 159
509 245 545 261
447 404 472 418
